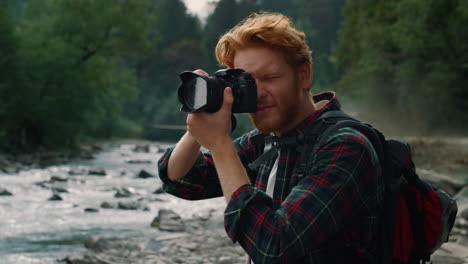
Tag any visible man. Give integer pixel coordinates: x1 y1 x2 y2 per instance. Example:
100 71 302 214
158 12 385 263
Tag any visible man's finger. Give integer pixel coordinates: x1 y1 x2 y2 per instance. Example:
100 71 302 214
222 87 234 111
193 69 209 76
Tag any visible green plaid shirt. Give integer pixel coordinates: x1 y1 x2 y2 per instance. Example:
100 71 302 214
158 92 385 263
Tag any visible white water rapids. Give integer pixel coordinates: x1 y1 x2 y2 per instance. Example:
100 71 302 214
0 142 225 263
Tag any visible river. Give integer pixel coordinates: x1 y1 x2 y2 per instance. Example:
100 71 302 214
0 142 225 264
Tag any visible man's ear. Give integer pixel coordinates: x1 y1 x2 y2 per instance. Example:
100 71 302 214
297 62 312 91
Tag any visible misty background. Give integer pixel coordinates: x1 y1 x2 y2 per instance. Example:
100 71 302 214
1 0 467 152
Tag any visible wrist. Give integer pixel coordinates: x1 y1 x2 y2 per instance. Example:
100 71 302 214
210 136 234 154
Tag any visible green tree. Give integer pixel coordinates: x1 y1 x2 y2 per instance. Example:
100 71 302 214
0 2 21 149
7 0 154 148
128 0 205 141
203 0 260 72
294 0 345 90
337 0 468 134
257 0 345 90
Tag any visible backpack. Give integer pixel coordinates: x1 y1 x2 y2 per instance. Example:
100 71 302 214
293 110 459 264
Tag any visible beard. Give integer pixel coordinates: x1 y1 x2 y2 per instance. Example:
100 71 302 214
249 75 307 135
249 98 301 135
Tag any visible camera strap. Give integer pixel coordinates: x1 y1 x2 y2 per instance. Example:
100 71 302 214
248 134 297 170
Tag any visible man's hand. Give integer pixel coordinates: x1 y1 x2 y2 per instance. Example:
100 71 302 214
185 69 250 203
186 71 234 151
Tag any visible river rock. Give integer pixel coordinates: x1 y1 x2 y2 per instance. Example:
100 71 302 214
84 208 99 213
77 145 100 159
52 187 69 193
84 236 144 253
0 154 10 170
417 169 466 196
68 168 87 175
455 186 468 199
114 187 135 198
37 182 69 195
125 159 152 164
154 187 165 194
151 209 185 232
0 187 13 196
48 194 63 201
100 201 117 209
433 242 468 264
133 144 150 153
460 207 468 221
63 208 247 264
88 168 107 176
118 201 147 210
137 170 155 179
156 145 166 153
50 175 68 182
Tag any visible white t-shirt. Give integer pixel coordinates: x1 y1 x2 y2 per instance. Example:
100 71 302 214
266 153 279 197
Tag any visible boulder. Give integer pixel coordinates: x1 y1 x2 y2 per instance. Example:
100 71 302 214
137 170 155 179
151 209 185 232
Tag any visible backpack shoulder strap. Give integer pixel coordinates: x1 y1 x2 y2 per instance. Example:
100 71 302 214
313 110 385 164
295 110 384 177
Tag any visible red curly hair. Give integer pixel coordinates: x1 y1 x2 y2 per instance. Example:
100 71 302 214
215 12 313 69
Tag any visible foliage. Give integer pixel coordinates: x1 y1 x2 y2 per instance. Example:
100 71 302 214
0 2 22 149
2 0 153 149
258 0 345 91
2 0 466 151
337 0 468 135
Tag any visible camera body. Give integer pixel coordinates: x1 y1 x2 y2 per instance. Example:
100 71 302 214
178 68 257 113
214 69 257 113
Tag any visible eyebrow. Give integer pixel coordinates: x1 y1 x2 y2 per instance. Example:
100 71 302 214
257 71 282 79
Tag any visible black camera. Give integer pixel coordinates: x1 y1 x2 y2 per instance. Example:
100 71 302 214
177 68 257 113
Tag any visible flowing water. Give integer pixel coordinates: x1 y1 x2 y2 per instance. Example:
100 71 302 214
0 142 225 264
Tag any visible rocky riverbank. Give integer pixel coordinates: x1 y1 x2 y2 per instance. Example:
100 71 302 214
60 207 246 264
1 138 467 264
0 144 102 174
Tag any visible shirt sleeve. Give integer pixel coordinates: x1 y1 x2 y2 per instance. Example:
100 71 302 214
224 127 384 263
157 130 263 200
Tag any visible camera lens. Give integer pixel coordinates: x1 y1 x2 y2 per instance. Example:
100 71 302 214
183 77 208 111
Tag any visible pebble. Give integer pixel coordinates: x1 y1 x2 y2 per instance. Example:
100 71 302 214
84 208 99 213
48 194 63 201
0 187 13 196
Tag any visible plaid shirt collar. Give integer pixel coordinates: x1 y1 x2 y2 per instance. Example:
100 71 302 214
281 91 340 138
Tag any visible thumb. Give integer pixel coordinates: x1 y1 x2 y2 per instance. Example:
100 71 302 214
221 87 234 111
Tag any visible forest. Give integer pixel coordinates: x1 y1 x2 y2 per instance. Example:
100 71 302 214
1 0 467 151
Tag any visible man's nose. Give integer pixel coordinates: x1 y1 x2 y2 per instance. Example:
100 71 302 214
256 80 267 99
